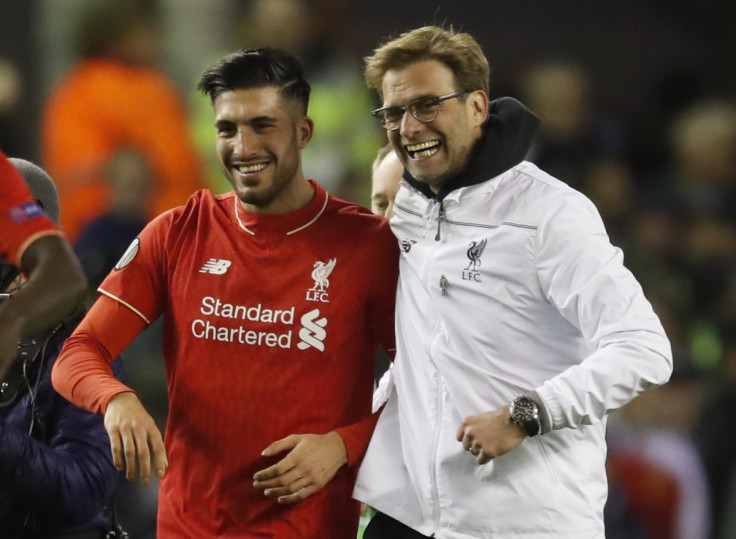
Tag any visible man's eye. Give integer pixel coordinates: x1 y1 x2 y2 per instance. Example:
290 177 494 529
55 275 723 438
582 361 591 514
413 100 436 114
382 108 404 122
253 120 275 131
217 125 236 136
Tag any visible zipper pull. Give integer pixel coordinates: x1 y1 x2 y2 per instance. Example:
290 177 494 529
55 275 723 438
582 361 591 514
440 275 449 297
435 199 445 241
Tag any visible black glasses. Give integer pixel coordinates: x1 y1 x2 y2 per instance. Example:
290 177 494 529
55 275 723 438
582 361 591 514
371 91 465 131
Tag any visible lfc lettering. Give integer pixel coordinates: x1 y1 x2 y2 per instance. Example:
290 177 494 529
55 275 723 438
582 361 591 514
462 270 481 282
306 289 330 303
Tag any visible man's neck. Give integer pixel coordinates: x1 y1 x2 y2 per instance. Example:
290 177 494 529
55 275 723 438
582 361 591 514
240 177 315 215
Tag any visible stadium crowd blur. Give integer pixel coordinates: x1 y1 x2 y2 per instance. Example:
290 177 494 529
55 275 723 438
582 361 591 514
2 0 735 537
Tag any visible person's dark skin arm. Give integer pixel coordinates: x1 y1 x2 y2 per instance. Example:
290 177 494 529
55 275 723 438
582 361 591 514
0 235 87 377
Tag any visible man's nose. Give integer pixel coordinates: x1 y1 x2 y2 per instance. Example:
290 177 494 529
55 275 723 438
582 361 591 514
233 129 258 154
400 110 424 136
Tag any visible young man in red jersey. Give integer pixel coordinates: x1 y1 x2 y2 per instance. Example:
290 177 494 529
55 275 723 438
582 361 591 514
52 48 399 538
0 150 86 378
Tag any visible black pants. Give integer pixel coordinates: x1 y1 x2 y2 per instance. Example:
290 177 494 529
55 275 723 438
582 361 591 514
364 512 431 539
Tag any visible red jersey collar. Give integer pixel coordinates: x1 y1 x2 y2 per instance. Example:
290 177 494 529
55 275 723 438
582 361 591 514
232 179 329 236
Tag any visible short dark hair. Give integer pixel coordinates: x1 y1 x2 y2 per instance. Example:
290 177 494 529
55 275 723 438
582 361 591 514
198 48 311 115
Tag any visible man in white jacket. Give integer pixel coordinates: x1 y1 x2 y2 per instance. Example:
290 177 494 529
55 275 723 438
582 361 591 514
354 26 673 539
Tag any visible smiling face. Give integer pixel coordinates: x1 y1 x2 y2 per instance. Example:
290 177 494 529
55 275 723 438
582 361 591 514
214 86 314 214
382 60 488 193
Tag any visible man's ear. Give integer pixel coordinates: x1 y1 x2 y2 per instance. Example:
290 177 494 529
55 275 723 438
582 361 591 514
297 116 314 149
467 90 489 128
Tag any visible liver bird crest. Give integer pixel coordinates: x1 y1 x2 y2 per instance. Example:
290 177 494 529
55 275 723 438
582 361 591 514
311 258 337 291
465 239 487 271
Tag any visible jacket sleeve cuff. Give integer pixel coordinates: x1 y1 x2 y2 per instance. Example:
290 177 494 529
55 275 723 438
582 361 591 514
529 390 553 434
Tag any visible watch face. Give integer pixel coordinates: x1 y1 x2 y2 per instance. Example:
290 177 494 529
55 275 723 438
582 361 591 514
511 396 541 436
513 397 536 421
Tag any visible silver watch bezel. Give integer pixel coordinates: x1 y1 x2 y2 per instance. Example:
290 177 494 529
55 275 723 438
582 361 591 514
509 395 541 437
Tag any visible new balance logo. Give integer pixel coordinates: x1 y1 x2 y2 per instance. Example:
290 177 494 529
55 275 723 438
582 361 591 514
199 259 232 275
297 308 327 352
400 239 416 253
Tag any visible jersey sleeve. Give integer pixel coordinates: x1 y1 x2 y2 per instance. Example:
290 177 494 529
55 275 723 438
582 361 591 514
366 218 400 359
52 209 175 412
0 149 62 266
335 413 381 467
97 209 174 325
52 295 146 414
335 217 399 467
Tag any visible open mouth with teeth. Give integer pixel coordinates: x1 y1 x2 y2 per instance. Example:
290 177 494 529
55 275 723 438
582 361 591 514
235 163 268 174
406 140 441 159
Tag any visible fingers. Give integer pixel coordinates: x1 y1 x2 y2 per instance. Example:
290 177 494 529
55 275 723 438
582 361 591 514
261 434 300 458
122 429 140 481
260 475 314 503
457 417 494 464
275 483 319 505
113 423 166 484
152 435 169 479
254 458 311 505
254 434 302 483
132 428 151 482
104 393 167 484
254 432 346 505
457 422 475 452
477 453 493 465
107 425 126 472
253 463 299 491
131 428 168 484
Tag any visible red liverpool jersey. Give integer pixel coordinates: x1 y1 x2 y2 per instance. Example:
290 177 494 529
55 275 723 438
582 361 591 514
76 182 397 537
0 149 61 265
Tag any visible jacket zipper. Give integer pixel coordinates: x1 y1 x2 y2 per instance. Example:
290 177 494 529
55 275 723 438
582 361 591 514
430 373 443 532
434 199 445 241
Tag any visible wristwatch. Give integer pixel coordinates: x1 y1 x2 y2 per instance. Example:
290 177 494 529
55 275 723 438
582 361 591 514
509 395 541 437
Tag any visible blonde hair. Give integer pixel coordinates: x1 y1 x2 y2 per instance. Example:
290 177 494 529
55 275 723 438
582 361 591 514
364 26 490 97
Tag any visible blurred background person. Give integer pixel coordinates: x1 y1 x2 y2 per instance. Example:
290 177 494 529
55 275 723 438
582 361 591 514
74 147 153 303
41 0 205 242
521 59 629 191
605 352 711 539
0 157 126 539
697 329 736 539
577 157 639 252
370 142 403 219
641 99 736 370
0 58 29 159
71 147 164 538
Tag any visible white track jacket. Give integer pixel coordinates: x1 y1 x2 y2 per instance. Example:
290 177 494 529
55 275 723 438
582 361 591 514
354 157 672 538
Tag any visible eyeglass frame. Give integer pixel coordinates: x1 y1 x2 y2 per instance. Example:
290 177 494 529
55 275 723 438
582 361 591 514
371 91 466 131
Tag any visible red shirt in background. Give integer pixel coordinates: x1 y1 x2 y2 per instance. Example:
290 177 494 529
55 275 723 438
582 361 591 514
1 148 62 266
